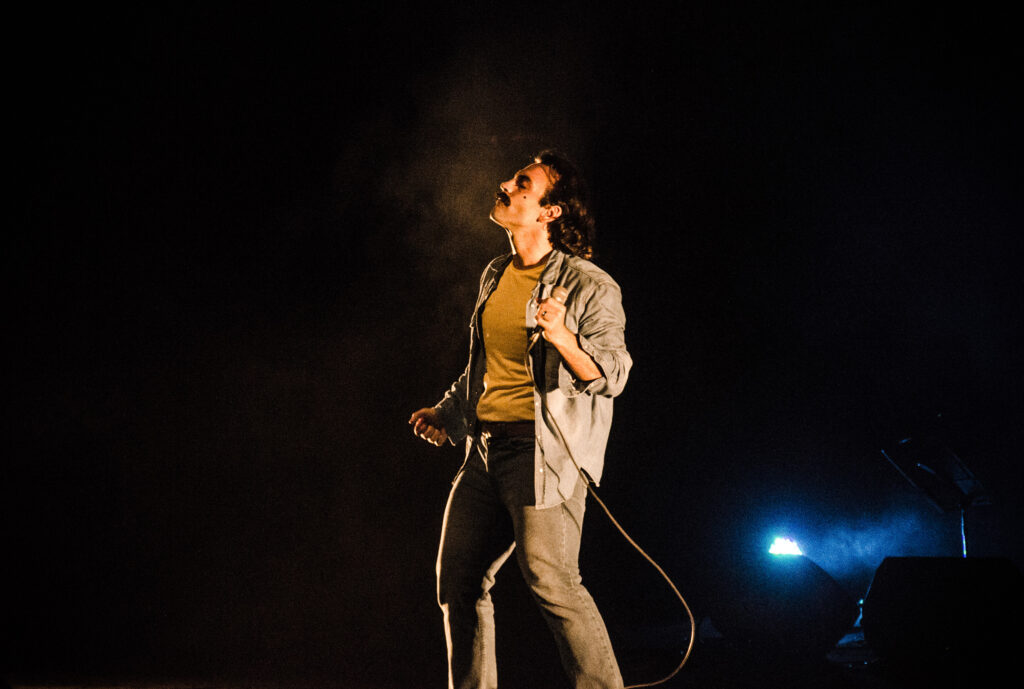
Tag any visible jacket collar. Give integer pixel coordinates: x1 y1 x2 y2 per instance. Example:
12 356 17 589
538 249 568 291
486 248 568 300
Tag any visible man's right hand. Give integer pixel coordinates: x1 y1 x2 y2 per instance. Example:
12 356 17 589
409 407 448 447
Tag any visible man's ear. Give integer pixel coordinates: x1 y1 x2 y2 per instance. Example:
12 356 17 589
539 204 563 224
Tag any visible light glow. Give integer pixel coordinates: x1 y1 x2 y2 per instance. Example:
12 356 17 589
769 537 803 556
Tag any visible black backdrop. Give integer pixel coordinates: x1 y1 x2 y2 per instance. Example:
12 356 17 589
8 4 1022 686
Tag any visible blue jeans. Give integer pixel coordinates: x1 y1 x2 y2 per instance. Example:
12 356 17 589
436 435 623 689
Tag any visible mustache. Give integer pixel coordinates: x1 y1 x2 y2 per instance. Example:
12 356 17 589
495 190 510 206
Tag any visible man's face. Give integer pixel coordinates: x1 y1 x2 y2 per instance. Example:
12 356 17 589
489 162 557 230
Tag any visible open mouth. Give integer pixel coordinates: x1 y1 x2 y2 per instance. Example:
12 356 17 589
495 191 510 207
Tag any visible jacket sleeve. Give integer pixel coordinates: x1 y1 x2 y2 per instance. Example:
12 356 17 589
572 279 632 398
435 362 470 445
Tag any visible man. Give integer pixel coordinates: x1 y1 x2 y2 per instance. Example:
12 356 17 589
409 150 631 689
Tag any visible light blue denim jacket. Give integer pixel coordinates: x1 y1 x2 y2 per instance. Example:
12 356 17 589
435 250 632 508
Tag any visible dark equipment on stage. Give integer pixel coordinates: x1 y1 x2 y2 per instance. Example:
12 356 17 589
708 551 858 661
861 556 1023 674
865 435 1022 678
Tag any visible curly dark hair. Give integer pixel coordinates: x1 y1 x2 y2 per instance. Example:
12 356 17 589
534 150 595 260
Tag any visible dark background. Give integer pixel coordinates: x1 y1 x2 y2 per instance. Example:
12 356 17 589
7 4 1022 687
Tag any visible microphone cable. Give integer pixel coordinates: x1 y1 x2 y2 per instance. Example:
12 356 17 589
526 317 695 688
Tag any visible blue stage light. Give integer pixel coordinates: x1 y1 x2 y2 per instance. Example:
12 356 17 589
769 537 803 556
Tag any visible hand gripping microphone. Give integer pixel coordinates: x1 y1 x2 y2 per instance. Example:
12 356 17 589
529 285 569 347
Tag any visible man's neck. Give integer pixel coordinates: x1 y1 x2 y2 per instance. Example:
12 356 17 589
508 227 553 269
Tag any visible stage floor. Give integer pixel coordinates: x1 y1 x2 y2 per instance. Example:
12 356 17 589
5 626 1008 689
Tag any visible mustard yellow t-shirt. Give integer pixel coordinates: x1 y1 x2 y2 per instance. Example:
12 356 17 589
475 260 546 422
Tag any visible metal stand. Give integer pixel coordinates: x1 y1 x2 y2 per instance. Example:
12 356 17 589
881 435 990 557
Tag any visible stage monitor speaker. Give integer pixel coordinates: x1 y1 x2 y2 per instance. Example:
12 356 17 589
710 552 857 660
862 557 1023 666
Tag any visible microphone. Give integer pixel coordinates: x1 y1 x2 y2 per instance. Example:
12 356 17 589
529 285 570 347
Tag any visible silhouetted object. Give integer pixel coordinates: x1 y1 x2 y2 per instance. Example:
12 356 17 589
709 551 858 662
882 435 990 556
862 557 1023 677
